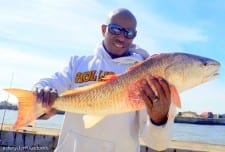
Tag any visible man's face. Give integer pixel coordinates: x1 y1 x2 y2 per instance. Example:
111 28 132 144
102 16 136 56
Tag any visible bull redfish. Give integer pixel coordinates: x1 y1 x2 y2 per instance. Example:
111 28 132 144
4 52 220 129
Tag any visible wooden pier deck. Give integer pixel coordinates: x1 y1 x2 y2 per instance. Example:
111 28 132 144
1 124 225 152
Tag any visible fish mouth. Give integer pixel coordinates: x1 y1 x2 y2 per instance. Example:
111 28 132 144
211 72 219 79
212 63 221 78
202 73 218 83
203 67 220 82
208 62 221 79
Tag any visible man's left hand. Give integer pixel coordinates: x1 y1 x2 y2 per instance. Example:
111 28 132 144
137 76 171 125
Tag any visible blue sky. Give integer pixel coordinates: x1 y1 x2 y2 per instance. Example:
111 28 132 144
0 0 224 114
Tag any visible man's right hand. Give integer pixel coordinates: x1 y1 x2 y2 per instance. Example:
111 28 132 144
34 87 59 119
34 87 58 109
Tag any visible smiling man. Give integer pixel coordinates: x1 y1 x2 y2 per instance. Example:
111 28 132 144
102 9 137 56
33 8 176 152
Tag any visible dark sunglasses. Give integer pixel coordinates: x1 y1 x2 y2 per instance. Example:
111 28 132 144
107 24 137 39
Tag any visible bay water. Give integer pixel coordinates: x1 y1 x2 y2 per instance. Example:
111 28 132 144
1 110 225 145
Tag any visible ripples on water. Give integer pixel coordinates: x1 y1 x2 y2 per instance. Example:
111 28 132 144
173 123 225 145
1 110 225 145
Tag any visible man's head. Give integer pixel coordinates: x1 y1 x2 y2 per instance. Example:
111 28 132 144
102 8 137 56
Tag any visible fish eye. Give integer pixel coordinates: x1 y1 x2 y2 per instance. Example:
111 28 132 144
203 62 207 66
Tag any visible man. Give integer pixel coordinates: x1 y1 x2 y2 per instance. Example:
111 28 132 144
34 8 176 152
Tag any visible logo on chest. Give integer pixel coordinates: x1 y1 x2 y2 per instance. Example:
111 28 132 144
75 70 115 83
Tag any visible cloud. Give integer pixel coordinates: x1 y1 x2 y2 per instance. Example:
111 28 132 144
0 0 109 49
0 46 67 69
0 0 208 52
0 45 69 104
0 46 69 90
136 10 208 42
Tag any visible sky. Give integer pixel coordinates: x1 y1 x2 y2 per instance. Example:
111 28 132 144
0 0 224 114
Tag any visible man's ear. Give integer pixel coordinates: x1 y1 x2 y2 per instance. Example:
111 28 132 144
101 24 107 36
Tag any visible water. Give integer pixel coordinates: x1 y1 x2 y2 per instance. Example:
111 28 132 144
1 110 225 145
0 110 64 129
173 123 225 145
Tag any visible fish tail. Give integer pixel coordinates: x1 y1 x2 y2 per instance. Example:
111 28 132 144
170 85 181 108
4 88 37 130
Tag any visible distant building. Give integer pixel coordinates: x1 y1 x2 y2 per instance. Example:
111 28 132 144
177 111 198 118
200 112 214 118
219 114 225 118
0 100 17 110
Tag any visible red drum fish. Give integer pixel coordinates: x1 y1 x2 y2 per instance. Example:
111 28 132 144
5 52 220 129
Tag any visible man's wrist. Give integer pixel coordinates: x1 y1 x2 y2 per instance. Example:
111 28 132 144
150 116 168 126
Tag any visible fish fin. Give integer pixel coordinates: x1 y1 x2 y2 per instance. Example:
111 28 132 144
170 85 181 108
82 115 105 128
4 88 44 130
101 74 121 81
61 74 122 97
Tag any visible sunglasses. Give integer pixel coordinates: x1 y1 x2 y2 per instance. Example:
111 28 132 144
107 24 137 39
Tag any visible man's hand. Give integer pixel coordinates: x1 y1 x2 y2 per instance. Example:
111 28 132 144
34 87 58 118
137 76 171 125
34 87 58 108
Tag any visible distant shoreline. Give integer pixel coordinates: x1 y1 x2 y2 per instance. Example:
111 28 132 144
0 105 17 110
175 116 225 125
1 103 225 125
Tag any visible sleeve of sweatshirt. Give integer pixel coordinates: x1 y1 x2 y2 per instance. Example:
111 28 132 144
33 56 79 94
138 103 177 151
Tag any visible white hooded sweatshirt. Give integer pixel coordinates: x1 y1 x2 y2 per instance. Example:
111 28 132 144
33 43 176 152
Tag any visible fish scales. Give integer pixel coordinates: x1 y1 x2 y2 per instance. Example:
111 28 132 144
53 80 128 114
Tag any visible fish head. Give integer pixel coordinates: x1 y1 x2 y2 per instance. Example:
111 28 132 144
164 53 220 92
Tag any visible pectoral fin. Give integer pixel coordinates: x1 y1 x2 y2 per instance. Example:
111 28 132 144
170 85 181 108
82 115 106 128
